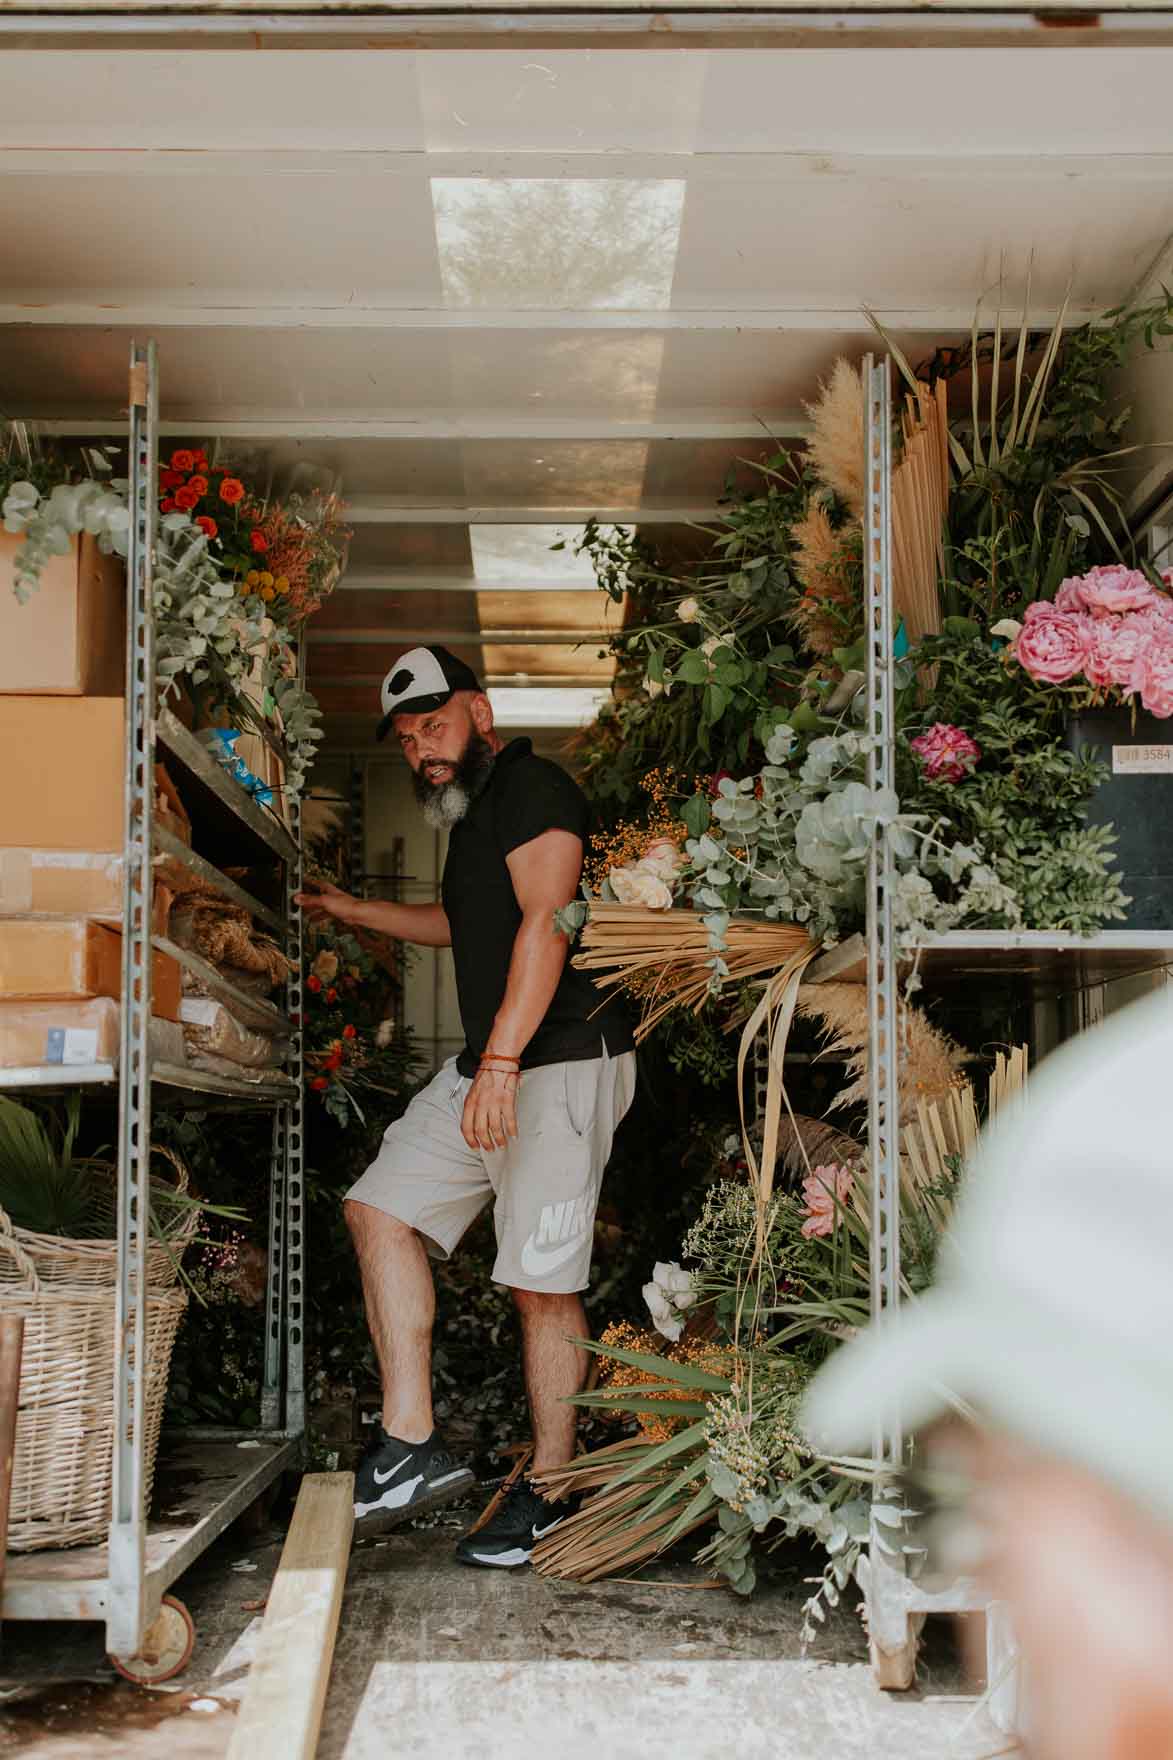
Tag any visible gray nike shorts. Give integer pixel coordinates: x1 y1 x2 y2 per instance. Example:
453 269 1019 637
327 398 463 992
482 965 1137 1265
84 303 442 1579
344 1047 637 1293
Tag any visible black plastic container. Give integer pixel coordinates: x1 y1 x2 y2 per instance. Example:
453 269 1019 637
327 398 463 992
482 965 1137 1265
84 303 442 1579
1065 706 1173 929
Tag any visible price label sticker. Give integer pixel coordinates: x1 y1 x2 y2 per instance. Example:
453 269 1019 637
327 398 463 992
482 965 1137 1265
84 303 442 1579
1112 745 1173 775
45 1027 100 1066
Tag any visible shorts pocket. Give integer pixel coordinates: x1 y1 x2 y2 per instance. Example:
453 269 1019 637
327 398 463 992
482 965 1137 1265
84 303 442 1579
562 1060 598 1139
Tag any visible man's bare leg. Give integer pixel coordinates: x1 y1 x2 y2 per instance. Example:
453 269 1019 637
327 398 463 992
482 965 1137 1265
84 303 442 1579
512 1288 590 1473
344 1199 435 1441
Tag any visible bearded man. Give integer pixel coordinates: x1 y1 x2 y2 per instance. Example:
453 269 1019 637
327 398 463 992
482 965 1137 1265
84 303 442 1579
298 646 636 1568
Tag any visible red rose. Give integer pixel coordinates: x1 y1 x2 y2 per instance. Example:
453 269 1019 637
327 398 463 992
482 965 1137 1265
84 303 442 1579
343 1024 357 1040
306 975 322 994
160 497 177 514
310 1076 329 1092
326 987 338 1004
187 474 209 497
219 477 246 506
250 531 269 554
195 515 219 540
170 449 196 472
192 450 209 469
174 487 199 512
159 469 184 490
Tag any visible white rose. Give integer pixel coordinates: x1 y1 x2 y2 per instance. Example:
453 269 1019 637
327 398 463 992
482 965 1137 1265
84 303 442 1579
677 597 700 624
653 1261 698 1309
610 864 673 910
608 865 642 906
643 1281 684 1341
702 633 733 659
644 676 664 699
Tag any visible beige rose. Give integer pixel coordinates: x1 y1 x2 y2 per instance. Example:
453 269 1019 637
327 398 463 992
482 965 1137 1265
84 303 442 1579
610 865 673 910
640 838 684 882
312 949 340 983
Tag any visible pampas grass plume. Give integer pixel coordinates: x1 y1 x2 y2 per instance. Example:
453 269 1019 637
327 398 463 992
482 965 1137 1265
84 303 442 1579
805 359 865 517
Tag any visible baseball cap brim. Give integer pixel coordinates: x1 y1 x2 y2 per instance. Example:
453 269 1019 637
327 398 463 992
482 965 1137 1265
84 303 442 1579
375 687 454 743
801 1285 1173 1531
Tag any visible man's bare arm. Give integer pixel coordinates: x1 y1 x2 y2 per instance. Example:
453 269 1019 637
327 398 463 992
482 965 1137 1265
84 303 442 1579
295 882 452 948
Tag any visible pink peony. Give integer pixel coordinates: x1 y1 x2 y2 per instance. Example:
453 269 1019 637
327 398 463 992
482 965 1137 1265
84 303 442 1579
801 1165 854 1239
1074 565 1159 618
1084 617 1154 691
910 722 982 783
1129 635 1173 720
1013 608 1093 685
1053 577 1089 614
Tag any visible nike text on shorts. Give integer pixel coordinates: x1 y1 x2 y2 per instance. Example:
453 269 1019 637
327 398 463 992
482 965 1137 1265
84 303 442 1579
344 1049 637 1293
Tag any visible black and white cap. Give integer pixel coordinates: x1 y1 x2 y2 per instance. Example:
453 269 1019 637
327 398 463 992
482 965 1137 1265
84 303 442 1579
376 645 482 742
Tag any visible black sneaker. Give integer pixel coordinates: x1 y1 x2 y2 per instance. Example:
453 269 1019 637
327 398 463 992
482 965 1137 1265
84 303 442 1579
454 1476 581 1569
353 1427 475 1537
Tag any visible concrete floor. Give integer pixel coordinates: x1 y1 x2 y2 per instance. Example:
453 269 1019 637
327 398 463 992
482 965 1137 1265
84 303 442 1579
0 1495 996 1760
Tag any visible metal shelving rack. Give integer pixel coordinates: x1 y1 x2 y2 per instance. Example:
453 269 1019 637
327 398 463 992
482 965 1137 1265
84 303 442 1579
0 341 306 1673
856 356 1173 1722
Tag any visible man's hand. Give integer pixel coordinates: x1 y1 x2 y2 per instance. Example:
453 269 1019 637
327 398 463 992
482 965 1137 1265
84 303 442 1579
294 880 358 925
461 1067 520 1153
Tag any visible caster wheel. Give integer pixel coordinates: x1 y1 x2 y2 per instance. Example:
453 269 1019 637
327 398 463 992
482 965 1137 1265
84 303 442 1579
109 1594 196 1685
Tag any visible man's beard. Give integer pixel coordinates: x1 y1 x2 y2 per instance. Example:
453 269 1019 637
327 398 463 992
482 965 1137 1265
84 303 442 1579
412 733 496 830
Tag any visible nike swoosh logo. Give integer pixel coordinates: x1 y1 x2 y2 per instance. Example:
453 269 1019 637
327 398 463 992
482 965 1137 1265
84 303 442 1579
532 1513 567 1539
519 1231 589 1278
373 1456 413 1487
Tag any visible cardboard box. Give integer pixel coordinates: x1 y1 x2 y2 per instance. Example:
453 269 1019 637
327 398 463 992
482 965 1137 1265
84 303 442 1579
0 996 120 1068
0 697 125 852
0 850 124 917
0 917 182 1022
0 531 125 696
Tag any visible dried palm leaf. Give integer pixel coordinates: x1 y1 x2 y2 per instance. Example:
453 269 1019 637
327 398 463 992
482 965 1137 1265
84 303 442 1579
891 381 949 645
573 906 812 1042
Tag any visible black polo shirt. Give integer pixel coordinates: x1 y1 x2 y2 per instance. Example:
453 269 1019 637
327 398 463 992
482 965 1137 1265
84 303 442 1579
441 738 635 1078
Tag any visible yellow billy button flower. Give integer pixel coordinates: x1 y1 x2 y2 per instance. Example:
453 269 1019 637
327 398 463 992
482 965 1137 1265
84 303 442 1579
275 576 290 594
260 586 276 602
259 571 275 589
246 570 261 587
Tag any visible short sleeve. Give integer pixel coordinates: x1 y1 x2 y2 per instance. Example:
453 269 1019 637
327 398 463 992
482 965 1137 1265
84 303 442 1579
497 757 589 856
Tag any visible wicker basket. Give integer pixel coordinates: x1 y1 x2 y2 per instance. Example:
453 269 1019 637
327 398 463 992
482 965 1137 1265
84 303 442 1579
0 1221 187 1552
0 1146 199 1293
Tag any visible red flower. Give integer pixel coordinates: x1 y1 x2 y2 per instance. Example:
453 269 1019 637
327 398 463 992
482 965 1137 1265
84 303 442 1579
192 450 209 469
326 987 338 1004
160 497 177 514
250 530 270 554
321 1044 344 1072
195 515 219 540
174 486 199 512
159 469 184 490
187 474 209 497
170 449 196 473
343 1024 357 1040
310 1076 330 1092
219 477 246 506
306 975 322 994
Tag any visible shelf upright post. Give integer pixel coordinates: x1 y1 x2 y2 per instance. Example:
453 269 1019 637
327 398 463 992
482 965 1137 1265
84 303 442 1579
108 339 159 1656
261 1102 288 1431
283 693 307 1440
862 354 917 1686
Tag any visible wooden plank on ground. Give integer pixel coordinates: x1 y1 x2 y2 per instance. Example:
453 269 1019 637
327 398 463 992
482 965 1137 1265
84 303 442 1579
226 1471 354 1760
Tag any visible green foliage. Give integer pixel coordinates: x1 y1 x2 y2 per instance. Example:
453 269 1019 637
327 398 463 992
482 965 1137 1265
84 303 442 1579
903 630 1130 932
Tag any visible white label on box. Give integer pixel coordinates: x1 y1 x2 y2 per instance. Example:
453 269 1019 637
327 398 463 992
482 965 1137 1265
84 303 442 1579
46 1027 100 1066
1112 744 1173 775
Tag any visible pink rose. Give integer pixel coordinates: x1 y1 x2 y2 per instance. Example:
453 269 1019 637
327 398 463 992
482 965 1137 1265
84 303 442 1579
1063 565 1158 618
1149 585 1173 624
909 722 982 783
1013 608 1093 685
801 1164 854 1239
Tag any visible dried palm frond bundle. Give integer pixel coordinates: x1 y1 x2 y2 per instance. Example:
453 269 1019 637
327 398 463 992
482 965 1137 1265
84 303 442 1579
891 380 950 646
788 503 863 658
804 359 865 518
797 981 967 1116
573 906 813 1042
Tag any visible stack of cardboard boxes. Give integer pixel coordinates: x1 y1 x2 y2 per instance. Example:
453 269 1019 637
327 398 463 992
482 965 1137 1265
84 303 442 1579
0 534 185 1070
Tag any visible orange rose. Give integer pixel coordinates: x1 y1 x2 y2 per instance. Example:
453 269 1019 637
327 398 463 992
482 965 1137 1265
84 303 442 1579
174 486 199 512
195 515 219 540
170 449 196 472
187 474 209 497
219 477 246 506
